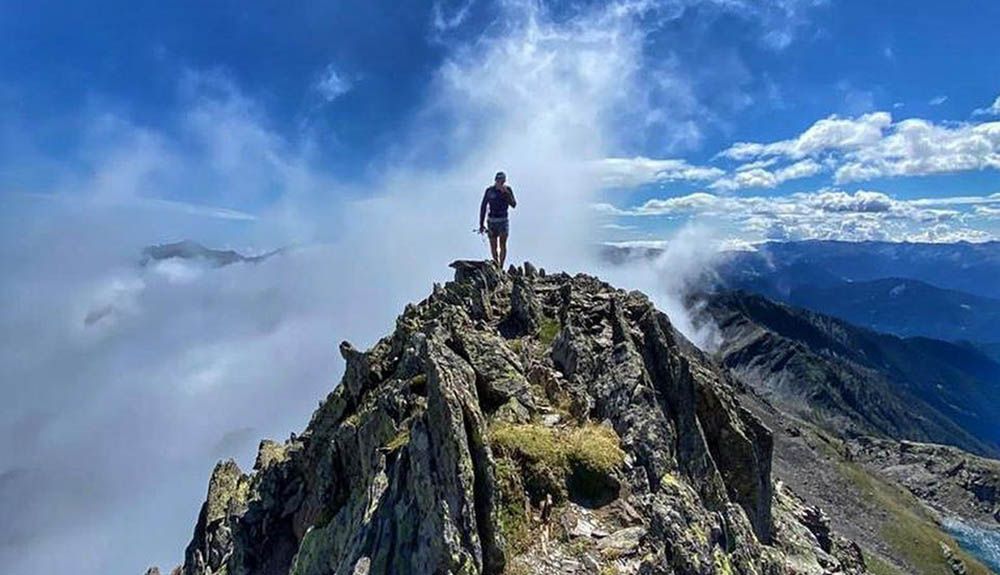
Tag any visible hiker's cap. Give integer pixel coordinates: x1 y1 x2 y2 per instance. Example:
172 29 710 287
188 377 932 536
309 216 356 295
495 171 506 181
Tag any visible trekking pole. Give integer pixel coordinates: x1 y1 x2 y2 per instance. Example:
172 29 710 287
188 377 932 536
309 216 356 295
473 228 488 246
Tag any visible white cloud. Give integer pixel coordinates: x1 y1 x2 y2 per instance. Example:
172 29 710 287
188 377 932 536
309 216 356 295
735 157 779 170
834 119 1000 182
720 111 892 160
432 0 476 32
717 110 1000 184
908 193 1000 207
974 205 1000 218
593 156 724 188
802 189 894 212
603 188 995 243
601 222 636 230
973 94 1000 117
929 95 948 106
710 158 823 190
747 0 827 51
906 224 993 243
315 64 353 101
627 191 722 214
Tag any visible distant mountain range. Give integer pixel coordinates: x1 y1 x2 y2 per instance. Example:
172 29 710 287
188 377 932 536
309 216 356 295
717 240 1000 300
603 240 1000 350
698 290 1000 457
694 285 1000 572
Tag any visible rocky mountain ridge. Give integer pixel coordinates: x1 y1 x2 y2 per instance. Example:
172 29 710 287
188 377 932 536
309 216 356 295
167 261 868 575
699 290 1000 456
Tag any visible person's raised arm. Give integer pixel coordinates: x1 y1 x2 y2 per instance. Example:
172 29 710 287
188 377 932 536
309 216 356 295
506 186 517 208
479 189 488 232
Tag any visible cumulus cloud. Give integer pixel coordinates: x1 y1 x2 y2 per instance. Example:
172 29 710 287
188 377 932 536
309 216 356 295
604 188 996 243
802 189 894 212
929 95 948 106
834 119 1000 182
719 111 892 160
709 158 823 190
905 224 993 243
717 110 1000 184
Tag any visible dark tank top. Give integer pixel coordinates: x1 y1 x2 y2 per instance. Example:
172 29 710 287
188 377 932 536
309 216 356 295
485 185 511 219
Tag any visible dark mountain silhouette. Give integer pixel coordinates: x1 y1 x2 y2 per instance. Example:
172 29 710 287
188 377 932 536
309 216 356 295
141 240 281 267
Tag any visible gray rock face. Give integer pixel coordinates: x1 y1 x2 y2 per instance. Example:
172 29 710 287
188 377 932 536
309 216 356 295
175 261 867 575
851 437 1000 526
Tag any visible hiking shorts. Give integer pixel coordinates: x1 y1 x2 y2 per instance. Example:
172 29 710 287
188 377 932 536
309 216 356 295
487 218 509 238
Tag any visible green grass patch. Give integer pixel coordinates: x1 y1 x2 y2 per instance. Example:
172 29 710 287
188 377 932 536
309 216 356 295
537 317 561 346
409 373 427 385
712 549 735 575
834 457 991 575
342 411 361 427
489 422 624 506
863 550 902 575
383 429 410 453
491 422 566 502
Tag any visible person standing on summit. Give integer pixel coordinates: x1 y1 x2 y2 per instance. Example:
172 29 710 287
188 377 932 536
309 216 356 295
478 171 517 268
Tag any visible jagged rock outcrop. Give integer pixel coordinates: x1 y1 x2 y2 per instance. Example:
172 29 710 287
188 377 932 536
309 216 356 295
174 261 867 575
851 437 1000 526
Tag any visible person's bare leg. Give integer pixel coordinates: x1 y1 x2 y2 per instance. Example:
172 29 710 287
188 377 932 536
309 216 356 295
489 234 500 266
499 234 508 269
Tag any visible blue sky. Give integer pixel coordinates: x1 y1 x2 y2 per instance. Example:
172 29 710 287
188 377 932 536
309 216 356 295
3 0 999 246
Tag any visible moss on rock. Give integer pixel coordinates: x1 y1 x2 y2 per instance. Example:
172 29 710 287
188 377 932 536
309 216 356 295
383 429 410 453
494 457 532 555
537 317 561 347
488 422 624 507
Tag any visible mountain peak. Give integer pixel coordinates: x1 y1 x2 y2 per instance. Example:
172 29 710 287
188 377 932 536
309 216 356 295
173 261 866 575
